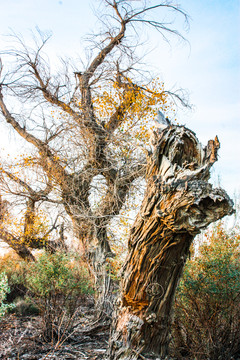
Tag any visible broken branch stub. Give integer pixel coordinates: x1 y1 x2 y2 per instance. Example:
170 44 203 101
109 125 234 360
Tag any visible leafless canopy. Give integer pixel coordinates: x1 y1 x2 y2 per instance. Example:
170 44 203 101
0 1 189 270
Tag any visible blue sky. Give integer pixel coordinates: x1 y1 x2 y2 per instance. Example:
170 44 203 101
0 0 239 197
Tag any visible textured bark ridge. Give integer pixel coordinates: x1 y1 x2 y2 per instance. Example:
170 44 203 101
109 126 234 360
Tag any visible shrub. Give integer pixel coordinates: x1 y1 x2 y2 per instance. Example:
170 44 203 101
0 251 94 342
172 223 240 360
0 272 15 319
26 251 94 342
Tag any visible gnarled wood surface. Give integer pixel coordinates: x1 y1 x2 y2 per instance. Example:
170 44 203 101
109 126 234 360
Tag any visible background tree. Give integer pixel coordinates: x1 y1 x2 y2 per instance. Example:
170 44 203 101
0 194 35 261
0 159 63 258
0 0 189 295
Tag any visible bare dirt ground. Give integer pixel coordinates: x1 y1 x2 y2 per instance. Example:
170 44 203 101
0 314 109 360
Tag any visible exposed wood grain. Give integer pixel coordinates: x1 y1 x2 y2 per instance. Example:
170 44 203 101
109 125 234 360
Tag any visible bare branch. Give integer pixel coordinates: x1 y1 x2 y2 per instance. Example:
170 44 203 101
84 1 127 83
0 91 68 185
0 229 35 260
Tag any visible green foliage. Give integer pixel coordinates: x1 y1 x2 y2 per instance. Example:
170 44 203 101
25 251 94 342
26 251 93 298
172 223 240 360
0 251 94 342
0 272 15 319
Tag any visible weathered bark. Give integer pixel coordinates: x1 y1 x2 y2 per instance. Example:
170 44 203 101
74 217 115 317
109 126 234 360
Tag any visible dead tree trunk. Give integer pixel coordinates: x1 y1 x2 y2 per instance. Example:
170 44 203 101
109 126 234 360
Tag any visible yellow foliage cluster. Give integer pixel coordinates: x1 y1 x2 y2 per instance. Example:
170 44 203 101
1 206 50 247
93 78 171 133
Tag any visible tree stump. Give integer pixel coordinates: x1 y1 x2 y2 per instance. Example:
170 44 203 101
109 125 234 360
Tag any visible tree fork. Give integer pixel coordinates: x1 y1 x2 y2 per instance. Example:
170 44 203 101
109 125 234 360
